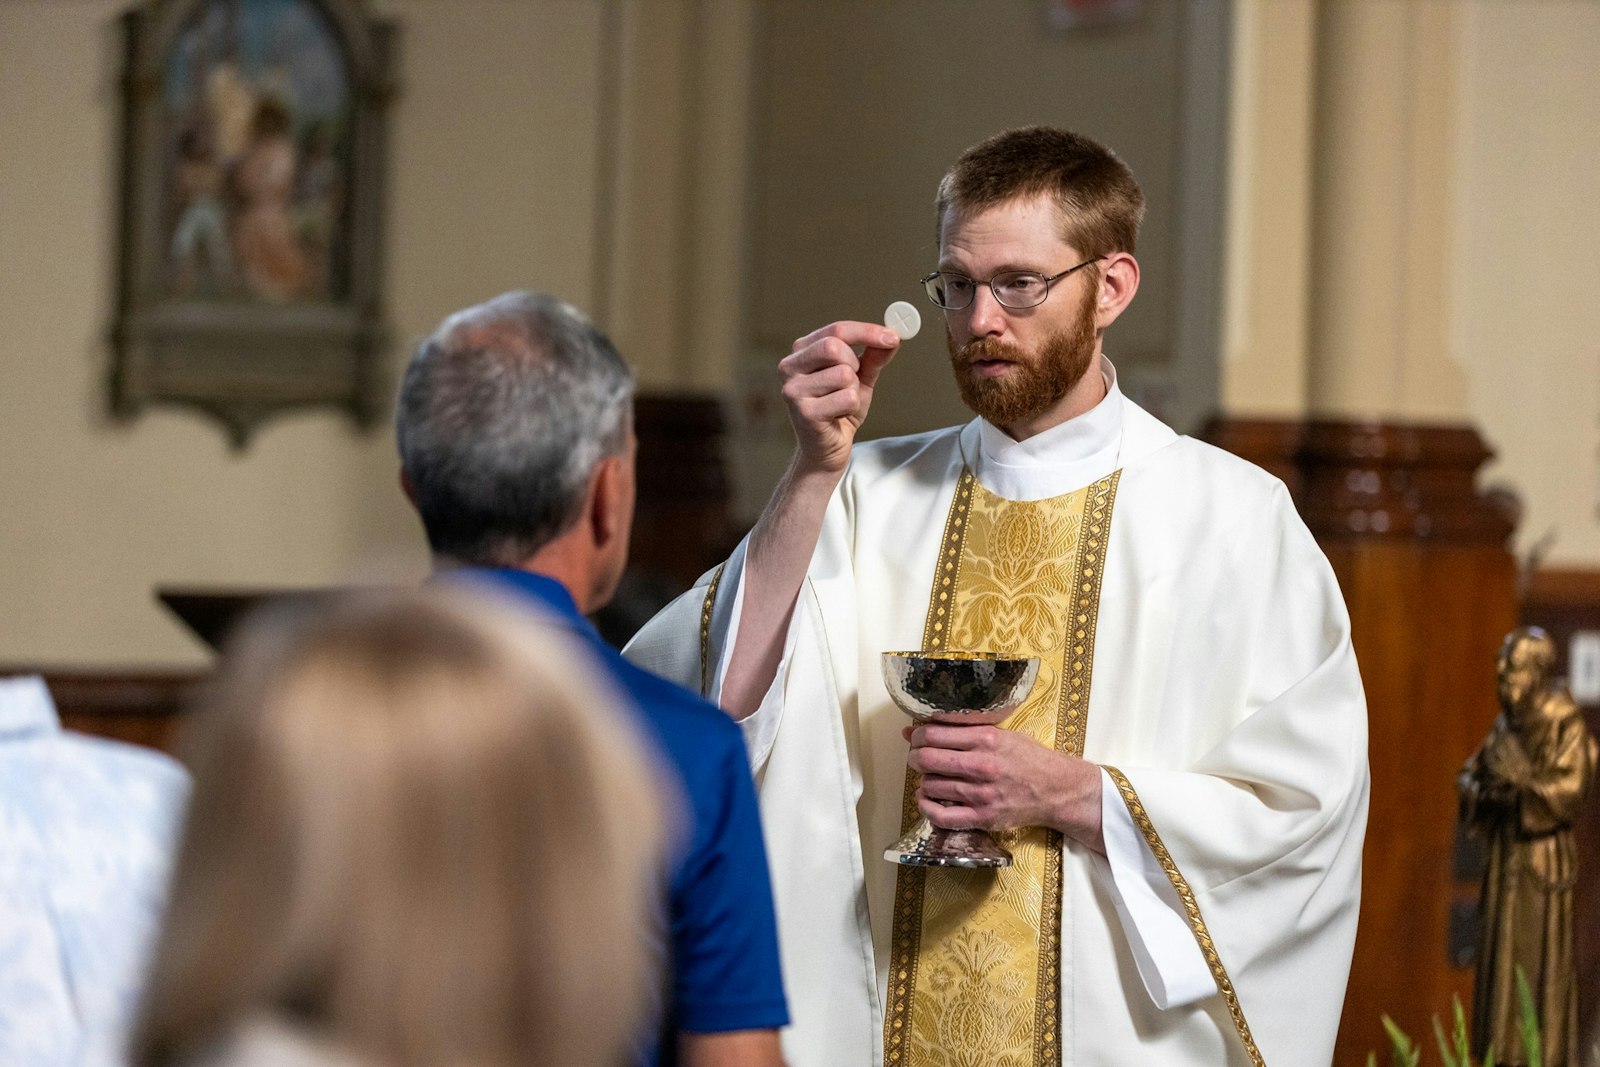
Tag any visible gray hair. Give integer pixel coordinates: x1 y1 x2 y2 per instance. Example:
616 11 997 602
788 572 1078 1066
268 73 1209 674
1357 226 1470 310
396 291 634 566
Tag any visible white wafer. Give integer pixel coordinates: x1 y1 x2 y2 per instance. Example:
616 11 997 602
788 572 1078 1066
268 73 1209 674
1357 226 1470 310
884 300 921 341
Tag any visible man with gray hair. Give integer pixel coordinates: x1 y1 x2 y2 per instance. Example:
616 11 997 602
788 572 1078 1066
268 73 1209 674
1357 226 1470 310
396 291 788 1067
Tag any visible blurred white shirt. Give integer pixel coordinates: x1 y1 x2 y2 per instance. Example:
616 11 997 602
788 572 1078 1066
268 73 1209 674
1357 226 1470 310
0 676 189 1066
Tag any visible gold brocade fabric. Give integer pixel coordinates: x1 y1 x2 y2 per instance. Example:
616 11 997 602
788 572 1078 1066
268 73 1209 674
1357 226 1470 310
883 469 1120 1067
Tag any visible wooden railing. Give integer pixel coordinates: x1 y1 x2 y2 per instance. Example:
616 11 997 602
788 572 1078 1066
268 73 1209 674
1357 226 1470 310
3 668 203 756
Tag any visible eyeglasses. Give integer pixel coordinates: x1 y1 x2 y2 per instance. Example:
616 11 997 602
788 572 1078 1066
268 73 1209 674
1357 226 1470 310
920 257 1103 311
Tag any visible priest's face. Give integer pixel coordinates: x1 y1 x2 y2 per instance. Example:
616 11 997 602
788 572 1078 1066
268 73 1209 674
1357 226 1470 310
939 195 1103 435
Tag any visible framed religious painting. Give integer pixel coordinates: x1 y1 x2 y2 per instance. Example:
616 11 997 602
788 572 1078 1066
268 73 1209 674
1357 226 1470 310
112 0 397 447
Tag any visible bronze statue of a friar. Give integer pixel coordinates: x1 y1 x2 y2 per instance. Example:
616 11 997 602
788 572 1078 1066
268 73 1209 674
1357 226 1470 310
1460 626 1598 1067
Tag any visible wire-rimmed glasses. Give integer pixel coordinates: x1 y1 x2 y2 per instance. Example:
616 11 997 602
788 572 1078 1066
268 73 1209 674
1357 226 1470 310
920 257 1102 311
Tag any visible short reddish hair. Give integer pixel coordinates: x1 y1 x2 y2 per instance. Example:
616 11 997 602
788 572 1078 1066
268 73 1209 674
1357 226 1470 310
936 126 1146 257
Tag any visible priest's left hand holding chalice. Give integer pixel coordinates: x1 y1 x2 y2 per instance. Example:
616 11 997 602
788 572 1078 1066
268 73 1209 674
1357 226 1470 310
881 650 1043 867
911 684 1109 843
895 652 1107 855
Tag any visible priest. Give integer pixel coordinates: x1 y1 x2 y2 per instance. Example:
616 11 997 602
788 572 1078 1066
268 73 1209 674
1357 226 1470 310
627 126 1370 1067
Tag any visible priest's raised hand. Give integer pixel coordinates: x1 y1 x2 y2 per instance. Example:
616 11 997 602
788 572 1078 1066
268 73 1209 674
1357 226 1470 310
778 320 902 476
721 320 901 722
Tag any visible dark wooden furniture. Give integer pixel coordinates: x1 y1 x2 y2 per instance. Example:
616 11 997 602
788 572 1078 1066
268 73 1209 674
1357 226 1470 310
2 669 203 757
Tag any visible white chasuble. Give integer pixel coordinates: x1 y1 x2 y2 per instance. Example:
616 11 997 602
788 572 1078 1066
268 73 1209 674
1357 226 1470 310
625 395 1369 1067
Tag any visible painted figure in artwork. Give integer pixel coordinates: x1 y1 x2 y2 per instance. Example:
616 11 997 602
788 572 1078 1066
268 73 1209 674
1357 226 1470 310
160 0 350 303
229 97 308 301
169 126 233 296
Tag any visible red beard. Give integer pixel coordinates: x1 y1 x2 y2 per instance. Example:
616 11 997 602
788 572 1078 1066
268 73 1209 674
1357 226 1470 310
946 282 1098 429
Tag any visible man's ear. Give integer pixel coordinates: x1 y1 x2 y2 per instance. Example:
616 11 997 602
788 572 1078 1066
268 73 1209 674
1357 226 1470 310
399 467 417 507
587 456 626 550
1094 252 1140 331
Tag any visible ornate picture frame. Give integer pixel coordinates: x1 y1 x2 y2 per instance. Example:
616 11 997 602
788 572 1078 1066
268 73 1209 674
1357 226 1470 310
111 0 397 447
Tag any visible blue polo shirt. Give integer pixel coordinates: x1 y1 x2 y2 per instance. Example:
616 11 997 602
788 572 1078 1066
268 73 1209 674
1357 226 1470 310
449 568 787 1063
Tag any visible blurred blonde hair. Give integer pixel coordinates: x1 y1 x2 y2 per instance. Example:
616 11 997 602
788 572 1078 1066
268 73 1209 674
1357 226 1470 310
132 589 672 1067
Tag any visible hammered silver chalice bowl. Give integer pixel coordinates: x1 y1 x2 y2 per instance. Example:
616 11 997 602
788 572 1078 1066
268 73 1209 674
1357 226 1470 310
881 650 1041 868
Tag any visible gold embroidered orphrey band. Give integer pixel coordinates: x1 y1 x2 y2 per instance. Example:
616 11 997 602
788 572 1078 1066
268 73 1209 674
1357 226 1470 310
698 563 726 697
882 468 1118 1067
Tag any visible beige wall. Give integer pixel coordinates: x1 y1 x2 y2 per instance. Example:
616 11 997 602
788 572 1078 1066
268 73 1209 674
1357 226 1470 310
1223 0 1471 422
729 0 1228 516
0 0 748 668
1220 0 1315 419
741 0 1220 442
601 0 755 393
0 0 622 667
5 0 1598 667
1454 0 1600 565
1221 0 1600 563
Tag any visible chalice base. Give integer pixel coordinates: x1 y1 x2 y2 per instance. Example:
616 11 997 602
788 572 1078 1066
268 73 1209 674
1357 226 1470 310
884 816 1013 868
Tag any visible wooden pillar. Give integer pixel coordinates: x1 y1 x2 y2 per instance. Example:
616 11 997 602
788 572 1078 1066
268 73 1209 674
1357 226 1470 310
1304 422 1516 1063
1204 415 1517 1061
1217 3 1512 1053
1298 5 1502 1052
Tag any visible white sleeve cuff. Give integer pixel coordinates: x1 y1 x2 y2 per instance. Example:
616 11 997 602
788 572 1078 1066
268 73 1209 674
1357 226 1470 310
708 538 800 772
1096 769 1218 1009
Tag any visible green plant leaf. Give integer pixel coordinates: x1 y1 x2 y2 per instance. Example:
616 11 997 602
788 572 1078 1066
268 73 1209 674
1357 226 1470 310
1383 1015 1422 1067
1433 1014 1460 1067
1451 995 1471 1064
1515 965 1543 1067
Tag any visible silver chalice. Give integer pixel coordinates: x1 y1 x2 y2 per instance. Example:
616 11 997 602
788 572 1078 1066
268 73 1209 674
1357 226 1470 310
881 650 1041 868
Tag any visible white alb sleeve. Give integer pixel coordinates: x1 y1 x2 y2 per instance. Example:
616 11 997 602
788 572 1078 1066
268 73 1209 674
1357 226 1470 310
707 539 802 772
1096 769 1219 1008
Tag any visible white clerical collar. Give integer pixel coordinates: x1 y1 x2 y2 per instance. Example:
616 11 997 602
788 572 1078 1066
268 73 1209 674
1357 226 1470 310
965 356 1124 502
